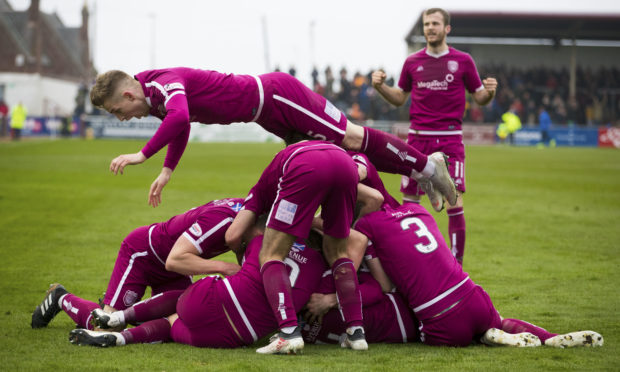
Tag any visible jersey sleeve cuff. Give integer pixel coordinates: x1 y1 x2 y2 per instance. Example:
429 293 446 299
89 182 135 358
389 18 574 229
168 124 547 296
182 232 203 255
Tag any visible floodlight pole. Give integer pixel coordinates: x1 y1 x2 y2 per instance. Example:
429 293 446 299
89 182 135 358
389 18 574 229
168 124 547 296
149 13 156 69
262 15 271 72
569 37 576 100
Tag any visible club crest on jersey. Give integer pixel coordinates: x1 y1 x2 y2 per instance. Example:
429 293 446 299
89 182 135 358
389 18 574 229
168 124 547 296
447 60 459 73
189 222 202 236
123 290 138 307
291 242 306 252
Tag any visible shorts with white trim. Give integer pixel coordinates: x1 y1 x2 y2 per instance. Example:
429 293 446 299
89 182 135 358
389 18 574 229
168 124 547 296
171 276 248 348
257 72 348 144
103 226 192 310
401 134 466 195
303 293 419 344
418 285 501 347
267 148 358 239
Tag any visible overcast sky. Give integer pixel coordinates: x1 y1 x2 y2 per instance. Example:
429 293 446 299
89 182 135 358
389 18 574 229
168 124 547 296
8 0 620 85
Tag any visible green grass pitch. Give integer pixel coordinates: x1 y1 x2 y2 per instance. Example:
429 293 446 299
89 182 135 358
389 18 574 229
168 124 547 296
0 139 619 371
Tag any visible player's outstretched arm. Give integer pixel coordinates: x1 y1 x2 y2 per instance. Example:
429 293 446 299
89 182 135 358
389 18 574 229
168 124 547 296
109 151 147 175
148 167 172 208
371 70 410 107
166 235 241 276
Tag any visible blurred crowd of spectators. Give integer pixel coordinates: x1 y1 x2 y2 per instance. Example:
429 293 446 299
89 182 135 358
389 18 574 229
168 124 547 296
474 65 620 126
284 65 620 127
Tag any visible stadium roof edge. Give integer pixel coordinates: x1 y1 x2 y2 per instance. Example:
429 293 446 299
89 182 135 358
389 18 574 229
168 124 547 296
406 11 620 43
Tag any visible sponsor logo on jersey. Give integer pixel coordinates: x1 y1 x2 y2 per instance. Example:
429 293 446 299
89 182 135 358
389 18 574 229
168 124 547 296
275 199 297 225
447 60 459 73
417 80 449 90
445 73 454 83
390 210 417 218
289 249 308 264
164 82 185 91
416 65 424 72
189 222 202 236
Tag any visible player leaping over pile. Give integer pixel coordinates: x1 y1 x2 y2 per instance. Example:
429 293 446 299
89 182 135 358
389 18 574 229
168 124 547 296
90 68 455 211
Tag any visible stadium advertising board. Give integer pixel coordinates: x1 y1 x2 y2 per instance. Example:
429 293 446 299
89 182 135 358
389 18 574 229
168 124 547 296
598 127 620 148
513 127 599 147
390 122 496 145
462 124 496 145
22 116 81 137
87 116 161 139
86 116 282 142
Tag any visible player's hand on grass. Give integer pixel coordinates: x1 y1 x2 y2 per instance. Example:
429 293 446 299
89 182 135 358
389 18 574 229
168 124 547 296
371 70 387 88
304 293 338 324
109 151 146 175
149 167 172 208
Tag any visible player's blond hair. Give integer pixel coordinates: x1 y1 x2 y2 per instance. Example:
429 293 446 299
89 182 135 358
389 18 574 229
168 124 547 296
424 8 450 26
90 70 133 108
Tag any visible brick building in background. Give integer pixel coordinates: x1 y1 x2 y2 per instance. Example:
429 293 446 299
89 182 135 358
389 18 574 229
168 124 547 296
0 0 93 117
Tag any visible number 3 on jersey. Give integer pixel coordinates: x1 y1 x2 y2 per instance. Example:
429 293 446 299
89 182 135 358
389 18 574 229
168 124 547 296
400 217 438 254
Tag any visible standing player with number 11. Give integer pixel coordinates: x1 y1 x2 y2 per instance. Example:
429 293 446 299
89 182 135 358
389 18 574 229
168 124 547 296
372 8 497 264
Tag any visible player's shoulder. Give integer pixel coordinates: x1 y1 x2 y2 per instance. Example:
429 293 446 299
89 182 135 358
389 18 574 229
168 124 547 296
405 48 427 63
448 47 475 61
138 68 190 88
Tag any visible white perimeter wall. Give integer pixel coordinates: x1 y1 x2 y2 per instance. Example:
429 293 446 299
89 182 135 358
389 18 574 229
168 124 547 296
0 73 80 116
